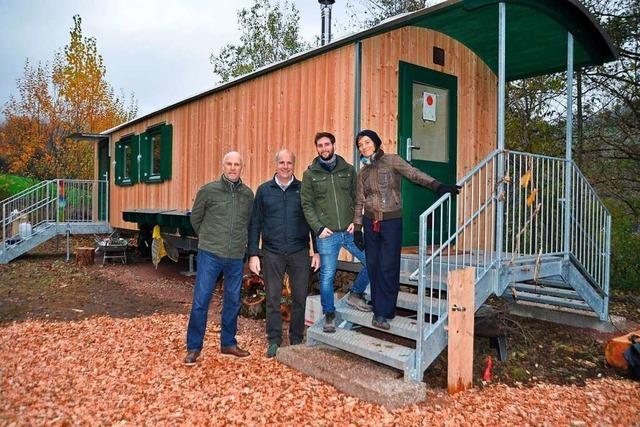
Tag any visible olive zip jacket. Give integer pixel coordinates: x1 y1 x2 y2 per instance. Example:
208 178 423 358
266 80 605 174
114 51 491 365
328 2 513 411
301 155 357 234
353 150 438 227
190 175 254 259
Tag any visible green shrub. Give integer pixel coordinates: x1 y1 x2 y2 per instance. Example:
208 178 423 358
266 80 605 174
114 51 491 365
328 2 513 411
0 174 38 201
606 199 640 290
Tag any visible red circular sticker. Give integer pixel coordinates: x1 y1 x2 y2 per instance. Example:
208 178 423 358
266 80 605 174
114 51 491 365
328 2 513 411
426 95 433 106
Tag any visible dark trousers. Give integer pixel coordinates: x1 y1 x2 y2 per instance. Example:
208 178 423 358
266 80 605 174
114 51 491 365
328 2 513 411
363 216 403 319
263 249 311 345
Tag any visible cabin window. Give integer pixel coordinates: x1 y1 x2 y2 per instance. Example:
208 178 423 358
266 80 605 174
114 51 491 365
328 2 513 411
114 135 139 186
151 133 162 176
140 123 173 183
411 83 449 163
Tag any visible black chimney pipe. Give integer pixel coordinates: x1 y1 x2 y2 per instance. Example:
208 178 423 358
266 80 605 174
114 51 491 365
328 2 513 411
319 0 335 46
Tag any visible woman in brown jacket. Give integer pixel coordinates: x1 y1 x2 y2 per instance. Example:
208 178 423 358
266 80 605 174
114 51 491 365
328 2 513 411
352 130 459 329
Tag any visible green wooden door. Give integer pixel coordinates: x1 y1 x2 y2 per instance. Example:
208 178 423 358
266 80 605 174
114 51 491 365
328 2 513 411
97 138 109 221
398 62 457 246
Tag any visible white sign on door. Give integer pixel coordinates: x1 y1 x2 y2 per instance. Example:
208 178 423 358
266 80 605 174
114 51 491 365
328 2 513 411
422 91 437 122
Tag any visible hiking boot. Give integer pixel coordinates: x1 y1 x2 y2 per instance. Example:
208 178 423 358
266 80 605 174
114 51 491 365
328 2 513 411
323 312 336 333
221 345 251 358
372 316 390 330
266 343 279 358
346 291 372 312
183 350 200 366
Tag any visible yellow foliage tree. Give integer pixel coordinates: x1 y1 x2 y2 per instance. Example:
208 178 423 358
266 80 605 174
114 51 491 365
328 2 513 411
0 15 137 179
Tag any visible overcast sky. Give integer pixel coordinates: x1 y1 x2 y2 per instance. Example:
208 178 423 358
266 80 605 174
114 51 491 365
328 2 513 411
0 0 354 117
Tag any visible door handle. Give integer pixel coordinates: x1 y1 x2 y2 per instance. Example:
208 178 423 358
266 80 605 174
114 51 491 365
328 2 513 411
406 138 420 162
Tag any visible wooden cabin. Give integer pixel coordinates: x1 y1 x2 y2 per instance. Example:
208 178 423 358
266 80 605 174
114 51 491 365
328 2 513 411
1 0 616 381
96 0 614 251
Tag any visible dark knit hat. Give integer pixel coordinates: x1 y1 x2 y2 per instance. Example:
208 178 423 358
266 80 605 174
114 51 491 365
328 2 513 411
355 129 382 151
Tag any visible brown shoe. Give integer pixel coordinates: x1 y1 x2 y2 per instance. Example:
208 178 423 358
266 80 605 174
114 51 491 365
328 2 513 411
184 350 200 366
221 345 251 358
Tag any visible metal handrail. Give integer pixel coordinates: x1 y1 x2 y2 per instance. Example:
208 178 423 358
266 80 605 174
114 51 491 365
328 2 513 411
412 148 612 377
413 149 501 379
2 179 108 259
0 180 53 205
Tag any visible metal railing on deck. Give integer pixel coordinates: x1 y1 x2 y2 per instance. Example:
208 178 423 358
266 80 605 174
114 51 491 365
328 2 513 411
412 148 612 376
569 164 611 296
1 179 108 256
503 151 567 260
414 149 501 377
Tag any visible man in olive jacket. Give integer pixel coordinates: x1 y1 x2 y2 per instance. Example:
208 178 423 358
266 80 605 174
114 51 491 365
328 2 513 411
184 151 254 366
301 132 371 334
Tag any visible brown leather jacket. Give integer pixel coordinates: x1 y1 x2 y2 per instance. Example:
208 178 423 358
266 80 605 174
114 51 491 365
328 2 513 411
353 150 439 226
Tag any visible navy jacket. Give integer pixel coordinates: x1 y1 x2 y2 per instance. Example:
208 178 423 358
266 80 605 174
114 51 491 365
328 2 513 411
248 176 317 257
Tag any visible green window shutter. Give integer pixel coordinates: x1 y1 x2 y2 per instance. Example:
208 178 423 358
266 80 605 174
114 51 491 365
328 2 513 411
139 132 150 183
131 135 140 184
160 124 173 181
114 141 124 185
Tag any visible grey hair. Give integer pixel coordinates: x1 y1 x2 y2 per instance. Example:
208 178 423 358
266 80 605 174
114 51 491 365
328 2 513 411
222 151 243 165
275 149 295 164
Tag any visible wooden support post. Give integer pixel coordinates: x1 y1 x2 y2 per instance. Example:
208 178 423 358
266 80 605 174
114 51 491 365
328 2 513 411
75 247 95 266
447 267 476 394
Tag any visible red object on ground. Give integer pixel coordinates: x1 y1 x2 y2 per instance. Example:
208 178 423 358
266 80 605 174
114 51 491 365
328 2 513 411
483 356 493 382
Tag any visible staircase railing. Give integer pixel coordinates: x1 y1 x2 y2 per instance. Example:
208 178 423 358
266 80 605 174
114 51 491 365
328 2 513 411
568 163 611 298
1 179 108 259
2 180 57 252
412 149 612 376
413 149 501 378
500 152 611 297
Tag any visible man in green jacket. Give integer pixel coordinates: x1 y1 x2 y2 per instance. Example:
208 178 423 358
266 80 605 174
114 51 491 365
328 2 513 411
301 132 371 334
184 151 254 365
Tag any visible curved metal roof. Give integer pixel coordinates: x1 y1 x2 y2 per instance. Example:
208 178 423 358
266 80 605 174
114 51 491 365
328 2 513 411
103 0 617 135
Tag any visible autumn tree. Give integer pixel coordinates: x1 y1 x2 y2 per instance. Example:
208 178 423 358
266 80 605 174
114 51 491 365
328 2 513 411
210 0 309 83
0 15 137 179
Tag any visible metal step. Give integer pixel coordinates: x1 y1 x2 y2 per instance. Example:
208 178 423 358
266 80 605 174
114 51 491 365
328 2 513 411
1 224 57 264
399 270 448 290
513 283 580 299
510 290 590 311
336 305 419 340
363 290 447 316
307 327 415 371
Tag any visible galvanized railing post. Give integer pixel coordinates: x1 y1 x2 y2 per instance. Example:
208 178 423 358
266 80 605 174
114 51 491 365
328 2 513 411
56 179 60 226
2 203 6 260
414 211 427 381
495 2 507 291
602 214 611 320
563 32 574 262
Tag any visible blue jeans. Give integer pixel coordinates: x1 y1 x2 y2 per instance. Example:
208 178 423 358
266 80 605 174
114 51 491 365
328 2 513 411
316 230 369 313
186 249 243 351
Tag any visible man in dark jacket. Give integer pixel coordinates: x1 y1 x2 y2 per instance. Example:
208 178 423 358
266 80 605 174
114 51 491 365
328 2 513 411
184 151 254 366
248 149 320 358
301 132 371 334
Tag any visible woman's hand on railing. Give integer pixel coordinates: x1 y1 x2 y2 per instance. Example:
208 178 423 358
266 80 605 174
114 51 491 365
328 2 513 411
436 183 461 197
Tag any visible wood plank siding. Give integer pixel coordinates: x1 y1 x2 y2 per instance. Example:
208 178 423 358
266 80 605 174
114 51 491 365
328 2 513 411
106 27 497 238
360 27 497 178
108 45 356 230
360 28 497 249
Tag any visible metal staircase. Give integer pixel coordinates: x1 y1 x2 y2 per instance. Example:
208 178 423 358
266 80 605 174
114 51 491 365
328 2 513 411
307 149 611 382
1 179 111 264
